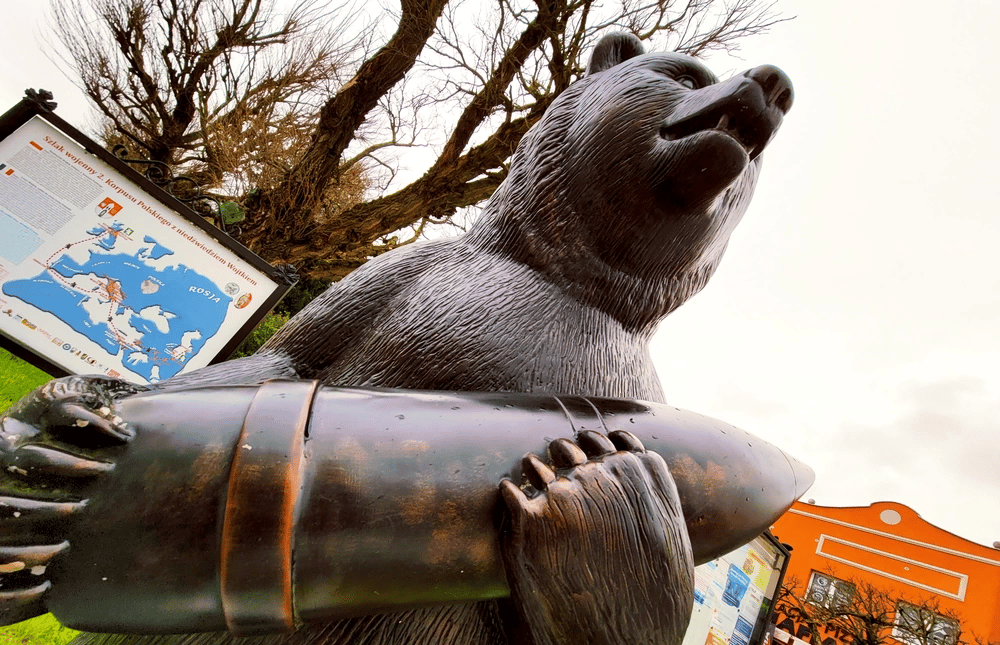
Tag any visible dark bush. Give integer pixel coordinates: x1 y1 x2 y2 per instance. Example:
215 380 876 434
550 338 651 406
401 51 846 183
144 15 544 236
229 311 290 359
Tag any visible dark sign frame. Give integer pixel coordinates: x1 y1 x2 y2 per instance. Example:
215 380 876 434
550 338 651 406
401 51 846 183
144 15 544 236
0 91 295 380
751 531 792 645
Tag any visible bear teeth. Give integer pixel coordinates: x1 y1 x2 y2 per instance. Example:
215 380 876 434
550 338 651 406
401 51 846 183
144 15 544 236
714 114 750 153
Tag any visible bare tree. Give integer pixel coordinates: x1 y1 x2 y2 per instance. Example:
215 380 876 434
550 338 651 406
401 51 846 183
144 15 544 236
50 0 368 233
774 575 992 645
48 0 789 281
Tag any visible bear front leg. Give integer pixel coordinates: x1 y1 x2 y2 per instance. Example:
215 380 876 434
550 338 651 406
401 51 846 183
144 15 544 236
499 430 694 645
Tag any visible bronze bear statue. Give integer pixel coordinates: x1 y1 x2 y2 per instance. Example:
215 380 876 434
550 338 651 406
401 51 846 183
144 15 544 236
0 32 793 645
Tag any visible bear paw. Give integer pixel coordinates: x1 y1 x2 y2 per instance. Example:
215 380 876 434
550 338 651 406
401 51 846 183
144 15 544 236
499 430 694 645
0 376 142 625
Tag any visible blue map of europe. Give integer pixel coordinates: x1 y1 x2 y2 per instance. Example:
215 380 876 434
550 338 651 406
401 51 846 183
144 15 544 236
3 222 231 382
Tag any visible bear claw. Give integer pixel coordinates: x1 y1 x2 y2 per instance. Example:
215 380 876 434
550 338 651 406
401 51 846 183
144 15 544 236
548 437 587 469
0 580 50 625
608 430 645 452
575 429 617 456
522 453 556 489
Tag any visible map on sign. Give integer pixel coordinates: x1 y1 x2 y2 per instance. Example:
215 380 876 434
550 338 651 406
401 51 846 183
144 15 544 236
0 114 278 384
3 221 230 382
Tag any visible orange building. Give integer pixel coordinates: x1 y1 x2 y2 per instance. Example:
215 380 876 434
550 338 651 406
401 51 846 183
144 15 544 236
769 501 1000 645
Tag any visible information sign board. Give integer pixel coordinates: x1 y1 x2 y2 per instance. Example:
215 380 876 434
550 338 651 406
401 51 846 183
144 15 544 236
683 532 791 645
0 96 292 384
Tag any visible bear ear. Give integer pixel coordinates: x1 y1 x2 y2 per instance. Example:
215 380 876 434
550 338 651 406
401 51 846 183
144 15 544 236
586 32 645 75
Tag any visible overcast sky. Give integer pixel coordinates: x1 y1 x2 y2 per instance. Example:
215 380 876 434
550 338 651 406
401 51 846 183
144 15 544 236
2 1 998 549
655 0 1000 549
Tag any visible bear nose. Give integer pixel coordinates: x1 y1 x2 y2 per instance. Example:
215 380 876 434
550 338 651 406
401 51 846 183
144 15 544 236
745 64 793 114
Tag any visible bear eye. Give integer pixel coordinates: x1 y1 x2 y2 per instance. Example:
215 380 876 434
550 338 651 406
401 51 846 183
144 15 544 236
676 75 697 89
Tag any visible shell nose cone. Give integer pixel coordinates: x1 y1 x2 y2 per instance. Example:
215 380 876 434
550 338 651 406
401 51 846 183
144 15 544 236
784 450 815 500
747 64 794 114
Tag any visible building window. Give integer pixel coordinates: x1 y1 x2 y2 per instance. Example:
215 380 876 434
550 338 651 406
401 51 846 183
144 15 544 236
893 602 960 645
806 571 855 610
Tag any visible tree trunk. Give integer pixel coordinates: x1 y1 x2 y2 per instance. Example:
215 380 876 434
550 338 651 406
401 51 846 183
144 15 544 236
242 0 449 253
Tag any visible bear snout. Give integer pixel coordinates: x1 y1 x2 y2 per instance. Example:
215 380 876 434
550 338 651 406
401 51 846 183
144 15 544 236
745 64 793 114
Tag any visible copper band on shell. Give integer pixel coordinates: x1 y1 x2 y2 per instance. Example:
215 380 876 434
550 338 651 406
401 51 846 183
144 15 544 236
220 379 318 635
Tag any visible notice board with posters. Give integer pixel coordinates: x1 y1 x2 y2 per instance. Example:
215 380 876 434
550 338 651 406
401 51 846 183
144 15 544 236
682 532 791 645
0 94 293 384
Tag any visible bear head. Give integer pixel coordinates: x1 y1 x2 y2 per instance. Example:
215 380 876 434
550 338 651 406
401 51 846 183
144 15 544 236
468 33 793 332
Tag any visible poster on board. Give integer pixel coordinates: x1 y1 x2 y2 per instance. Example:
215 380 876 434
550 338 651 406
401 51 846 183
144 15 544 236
683 533 790 645
0 97 292 384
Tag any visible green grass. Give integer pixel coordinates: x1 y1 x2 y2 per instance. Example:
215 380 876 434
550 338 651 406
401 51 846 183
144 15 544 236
0 348 78 645
0 349 53 410
0 612 77 645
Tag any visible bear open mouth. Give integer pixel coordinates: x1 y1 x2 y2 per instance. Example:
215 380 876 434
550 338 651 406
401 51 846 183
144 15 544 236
659 108 775 161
